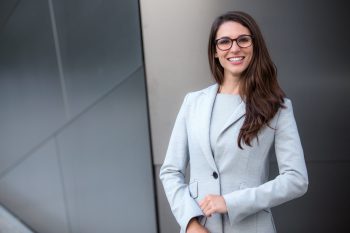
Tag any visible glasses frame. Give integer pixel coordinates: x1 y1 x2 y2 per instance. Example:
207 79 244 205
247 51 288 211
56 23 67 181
215 34 254 51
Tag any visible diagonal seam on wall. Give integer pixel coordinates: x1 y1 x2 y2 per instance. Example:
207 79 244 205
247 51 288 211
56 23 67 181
48 0 70 119
0 0 21 34
0 65 143 179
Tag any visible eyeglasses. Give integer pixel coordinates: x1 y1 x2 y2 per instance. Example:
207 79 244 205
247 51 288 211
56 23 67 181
215 35 254 50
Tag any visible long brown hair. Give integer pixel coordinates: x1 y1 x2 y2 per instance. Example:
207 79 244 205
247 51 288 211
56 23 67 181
208 11 286 149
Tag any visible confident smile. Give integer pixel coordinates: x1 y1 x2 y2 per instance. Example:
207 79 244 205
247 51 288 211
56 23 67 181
227 56 244 64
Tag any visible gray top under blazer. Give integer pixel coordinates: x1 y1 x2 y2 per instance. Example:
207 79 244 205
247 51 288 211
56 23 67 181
160 84 309 233
210 93 242 155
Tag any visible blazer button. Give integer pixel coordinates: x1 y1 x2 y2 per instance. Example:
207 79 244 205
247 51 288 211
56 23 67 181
212 172 218 179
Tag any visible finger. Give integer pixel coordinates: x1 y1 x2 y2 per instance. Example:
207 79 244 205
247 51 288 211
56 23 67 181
206 205 215 216
199 199 209 210
201 204 209 216
199 199 204 206
201 195 213 207
203 204 214 217
203 209 210 217
201 198 210 209
199 195 209 205
199 200 204 208
203 208 213 217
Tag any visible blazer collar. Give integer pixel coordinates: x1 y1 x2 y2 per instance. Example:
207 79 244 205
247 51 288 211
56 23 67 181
197 84 246 169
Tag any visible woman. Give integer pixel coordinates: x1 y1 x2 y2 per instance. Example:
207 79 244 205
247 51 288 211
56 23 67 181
160 11 308 233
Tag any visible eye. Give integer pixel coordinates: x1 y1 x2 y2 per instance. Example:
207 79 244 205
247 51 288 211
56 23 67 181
237 35 253 48
217 38 231 45
237 35 250 43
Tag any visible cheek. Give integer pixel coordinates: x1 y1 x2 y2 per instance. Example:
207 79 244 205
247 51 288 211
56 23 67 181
215 49 223 58
245 49 253 64
214 50 219 58
246 55 253 64
215 52 225 65
218 57 227 67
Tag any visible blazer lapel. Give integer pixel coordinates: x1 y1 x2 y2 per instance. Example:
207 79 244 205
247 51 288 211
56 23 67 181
216 99 246 139
196 84 219 171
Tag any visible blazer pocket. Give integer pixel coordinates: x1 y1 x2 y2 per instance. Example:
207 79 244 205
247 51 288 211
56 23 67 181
239 182 247 189
189 181 198 199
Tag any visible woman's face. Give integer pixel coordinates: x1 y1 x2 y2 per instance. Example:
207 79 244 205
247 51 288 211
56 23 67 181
215 21 253 79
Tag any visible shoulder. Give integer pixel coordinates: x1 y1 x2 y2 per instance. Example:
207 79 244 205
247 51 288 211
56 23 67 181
283 97 292 107
185 83 218 102
178 84 217 113
275 97 297 126
280 97 294 114
269 97 294 128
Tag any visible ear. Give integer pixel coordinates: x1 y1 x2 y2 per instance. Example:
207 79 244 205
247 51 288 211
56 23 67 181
214 52 218 58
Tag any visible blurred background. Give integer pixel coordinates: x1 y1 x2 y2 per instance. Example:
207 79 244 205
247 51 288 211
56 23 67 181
0 0 349 232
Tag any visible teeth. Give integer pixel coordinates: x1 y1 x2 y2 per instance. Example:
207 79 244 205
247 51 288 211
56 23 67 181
228 57 243 62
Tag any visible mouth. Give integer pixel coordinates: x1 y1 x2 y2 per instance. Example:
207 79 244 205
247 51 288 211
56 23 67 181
227 56 244 62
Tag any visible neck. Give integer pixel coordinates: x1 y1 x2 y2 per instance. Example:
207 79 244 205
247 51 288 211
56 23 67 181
219 73 240 95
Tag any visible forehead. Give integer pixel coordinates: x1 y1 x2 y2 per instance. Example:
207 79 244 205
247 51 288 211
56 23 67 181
216 21 250 39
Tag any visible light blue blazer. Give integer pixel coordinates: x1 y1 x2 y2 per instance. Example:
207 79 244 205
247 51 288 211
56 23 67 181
160 84 308 233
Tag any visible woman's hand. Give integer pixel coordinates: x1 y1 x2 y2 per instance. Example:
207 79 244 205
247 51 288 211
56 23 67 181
199 195 227 217
186 218 209 233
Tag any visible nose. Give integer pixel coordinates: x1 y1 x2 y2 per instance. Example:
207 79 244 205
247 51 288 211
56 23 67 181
229 41 240 52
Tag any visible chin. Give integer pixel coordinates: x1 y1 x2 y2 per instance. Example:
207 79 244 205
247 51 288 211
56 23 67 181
228 69 245 77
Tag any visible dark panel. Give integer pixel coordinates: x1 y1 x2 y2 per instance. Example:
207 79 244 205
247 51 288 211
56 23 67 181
289 84 350 162
0 0 18 30
0 0 66 174
57 68 157 233
52 0 143 116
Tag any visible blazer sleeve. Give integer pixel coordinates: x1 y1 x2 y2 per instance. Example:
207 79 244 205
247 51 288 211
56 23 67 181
159 93 203 231
223 99 309 225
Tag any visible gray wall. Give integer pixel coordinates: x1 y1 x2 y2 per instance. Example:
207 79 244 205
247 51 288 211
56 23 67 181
0 0 157 233
140 0 350 232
